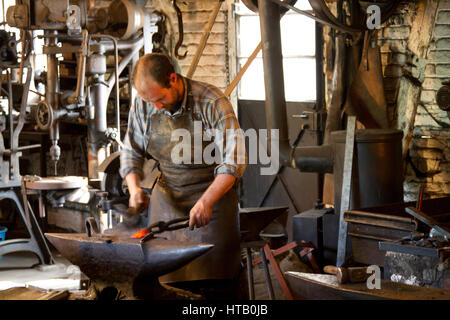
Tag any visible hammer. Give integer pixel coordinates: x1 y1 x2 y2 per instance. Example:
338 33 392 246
323 265 372 284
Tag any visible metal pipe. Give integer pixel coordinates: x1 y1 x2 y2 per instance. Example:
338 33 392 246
44 31 61 174
315 22 325 202
2 0 5 23
90 80 108 134
47 46 60 141
258 0 334 174
258 0 290 165
89 34 121 143
38 34 143 51
7 70 13 147
292 145 333 173
84 36 142 179
106 37 144 91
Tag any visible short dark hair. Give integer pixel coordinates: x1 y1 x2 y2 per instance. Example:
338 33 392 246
131 53 175 89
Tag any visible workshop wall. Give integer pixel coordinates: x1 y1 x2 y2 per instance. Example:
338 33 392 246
379 0 450 201
149 0 232 92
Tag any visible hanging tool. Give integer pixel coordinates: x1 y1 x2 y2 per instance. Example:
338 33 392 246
173 0 187 59
131 217 190 244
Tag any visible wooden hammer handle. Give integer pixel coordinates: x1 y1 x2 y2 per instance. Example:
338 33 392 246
323 265 338 275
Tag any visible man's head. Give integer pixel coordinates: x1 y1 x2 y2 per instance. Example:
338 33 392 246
131 53 184 112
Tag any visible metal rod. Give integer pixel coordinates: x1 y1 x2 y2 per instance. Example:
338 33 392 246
246 248 255 300
72 29 88 104
336 116 356 267
7 70 13 150
3 144 41 156
259 247 275 299
263 244 293 300
13 66 32 149
2 0 5 25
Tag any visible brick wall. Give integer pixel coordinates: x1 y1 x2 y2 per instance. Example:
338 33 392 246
378 0 450 201
149 0 231 93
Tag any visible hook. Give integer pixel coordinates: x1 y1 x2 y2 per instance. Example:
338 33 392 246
173 0 187 59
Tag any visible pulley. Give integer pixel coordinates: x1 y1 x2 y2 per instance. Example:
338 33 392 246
242 0 297 13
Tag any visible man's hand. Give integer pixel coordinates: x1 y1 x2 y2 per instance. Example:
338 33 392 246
126 173 149 215
188 174 236 230
128 187 149 215
189 199 212 230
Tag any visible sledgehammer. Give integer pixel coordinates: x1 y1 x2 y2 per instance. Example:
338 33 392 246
323 266 372 284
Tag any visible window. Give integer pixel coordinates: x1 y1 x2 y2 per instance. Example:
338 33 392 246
0 1 47 110
235 0 316 102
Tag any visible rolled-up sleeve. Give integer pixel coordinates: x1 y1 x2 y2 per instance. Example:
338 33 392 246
120 99 148 179
211 96 247 179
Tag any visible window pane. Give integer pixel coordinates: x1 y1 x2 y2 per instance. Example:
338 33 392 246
237 16 262 58
294 0 313 10
284 58 316 102
236 1 317 102
238 57 265 101
281 15 315 57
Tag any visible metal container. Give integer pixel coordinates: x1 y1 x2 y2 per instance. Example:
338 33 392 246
331 129 404 211
322 129 404 264
344 197 449 266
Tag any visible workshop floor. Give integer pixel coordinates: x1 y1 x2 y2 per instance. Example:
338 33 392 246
0 248 86 295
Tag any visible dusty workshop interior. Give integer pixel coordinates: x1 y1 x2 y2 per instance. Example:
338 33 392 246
0 0 449 304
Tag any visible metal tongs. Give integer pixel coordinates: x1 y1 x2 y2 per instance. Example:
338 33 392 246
131 217 190 244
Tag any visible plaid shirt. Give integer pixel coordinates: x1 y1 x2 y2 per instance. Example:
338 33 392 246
120 75 247 180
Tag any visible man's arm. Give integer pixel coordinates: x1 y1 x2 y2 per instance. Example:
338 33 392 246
189 94 246 229
189 173 236 229
120 98 150 212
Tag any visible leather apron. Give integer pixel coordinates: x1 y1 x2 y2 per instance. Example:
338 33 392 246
146 80 240 283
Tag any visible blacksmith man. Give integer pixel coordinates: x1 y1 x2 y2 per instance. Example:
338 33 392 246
120 53 247 299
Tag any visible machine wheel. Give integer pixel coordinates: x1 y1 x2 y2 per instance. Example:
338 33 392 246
98 152 127 197
242 0 297 14
308 0 400 32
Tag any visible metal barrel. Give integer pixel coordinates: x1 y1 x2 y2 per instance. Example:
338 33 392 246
331 129 404 212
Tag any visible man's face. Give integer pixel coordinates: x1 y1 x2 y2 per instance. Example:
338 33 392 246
136 73 182 112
